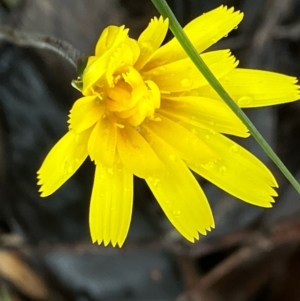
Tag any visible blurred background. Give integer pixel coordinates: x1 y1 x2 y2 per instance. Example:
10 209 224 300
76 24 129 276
1 0 300 300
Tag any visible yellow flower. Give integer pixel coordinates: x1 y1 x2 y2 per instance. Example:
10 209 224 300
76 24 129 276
37 6 300 247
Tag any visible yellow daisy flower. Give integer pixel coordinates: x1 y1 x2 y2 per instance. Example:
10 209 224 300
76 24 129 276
37 6 300 247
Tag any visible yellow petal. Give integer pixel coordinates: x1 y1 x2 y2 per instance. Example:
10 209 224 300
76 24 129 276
142 131 214 241
135 16 169 70
105 40 140 87
68 96 104 133
37 130 90 197
143 114 217 164
186 127 278 207
82 54 110 94
143 50 237 92
88 117 117 166
159 97 249 137
95 25 129 56
145 6 243 69
83 26 134 94
117 125 165 178
199 68 300 107
83 48 133 95
89 159 133 247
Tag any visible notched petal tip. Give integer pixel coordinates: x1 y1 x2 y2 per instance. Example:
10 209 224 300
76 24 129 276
207 221 215 231
221 5 244 20
90 238 123 248
215 69 300 108
89 162 133 249
90 235 126 248
103 239 111 247
91 235 124 247
146 5 244 68
187 224 215 243
143 130 215 243
95 239 103 245
117 240 125 248
261 199 275 208
150 15 167 23
39 190 50 198
135 14 169 70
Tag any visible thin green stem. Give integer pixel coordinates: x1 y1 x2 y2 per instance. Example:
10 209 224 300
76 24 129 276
151 0 300 193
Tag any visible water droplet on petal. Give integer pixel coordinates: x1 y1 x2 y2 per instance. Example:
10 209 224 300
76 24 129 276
181 78 192 88
107 168 114 175
237 96 253 106
224 33 228 38
191 128 197 135
203 161 215 170
173 210 181 217
234 26 238 30
230 144 239 153
67 166 73 174
150 178 160 187
219 166 227 175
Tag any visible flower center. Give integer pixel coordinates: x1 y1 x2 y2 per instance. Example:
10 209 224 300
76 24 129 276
104 67 160 126
81 37 162 127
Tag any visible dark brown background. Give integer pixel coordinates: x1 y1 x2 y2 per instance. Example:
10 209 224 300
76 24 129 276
1 0 300 300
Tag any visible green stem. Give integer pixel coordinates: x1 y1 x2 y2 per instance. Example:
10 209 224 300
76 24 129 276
151 0 300 194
